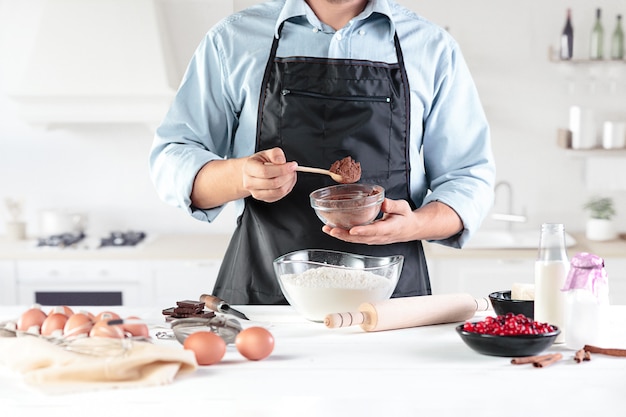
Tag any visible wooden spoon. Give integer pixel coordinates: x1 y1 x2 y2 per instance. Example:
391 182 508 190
265 162 344 183
295 166 343 183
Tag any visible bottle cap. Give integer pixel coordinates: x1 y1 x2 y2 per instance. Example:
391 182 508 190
562 252 608 298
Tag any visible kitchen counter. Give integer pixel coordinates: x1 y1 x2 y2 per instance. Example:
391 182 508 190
0 234 233 260
2 305 626 416
424 232 626 259
2 231 624 261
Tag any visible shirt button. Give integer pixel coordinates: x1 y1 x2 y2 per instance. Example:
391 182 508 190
312 27 319 33
358 30 366 36
336 33 343 40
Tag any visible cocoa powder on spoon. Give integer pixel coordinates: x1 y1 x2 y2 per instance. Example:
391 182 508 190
329 156 361 184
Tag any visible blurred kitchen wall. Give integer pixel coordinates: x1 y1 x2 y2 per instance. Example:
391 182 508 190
1 0 624 238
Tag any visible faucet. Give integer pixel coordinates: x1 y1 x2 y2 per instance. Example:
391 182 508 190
492 181 527 230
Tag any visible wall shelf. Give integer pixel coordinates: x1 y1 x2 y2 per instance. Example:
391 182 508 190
565 148 626 157
548 46 626 64
550 59 626 65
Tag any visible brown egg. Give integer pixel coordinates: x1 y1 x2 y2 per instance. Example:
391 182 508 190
48 306 74 316
235 326 274 361
76 309 96 321
41 313 69 336
63 312 94 337
17 307 48 333
94 311 120 321
89 319 125 338
183 331 226 365
122 316 150 338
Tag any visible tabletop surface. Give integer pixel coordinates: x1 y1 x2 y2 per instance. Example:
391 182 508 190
1 305 626 417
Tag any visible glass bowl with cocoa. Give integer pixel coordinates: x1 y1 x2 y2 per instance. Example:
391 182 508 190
309 183 384 230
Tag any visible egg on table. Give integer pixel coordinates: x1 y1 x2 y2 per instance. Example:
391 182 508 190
235 326 274 361
48 305 74 316
17 307 48 333
89 319 125 338
63 312 94 337
41 313 69 337
94 311 121 321
183 331 226 365
121 316 150 338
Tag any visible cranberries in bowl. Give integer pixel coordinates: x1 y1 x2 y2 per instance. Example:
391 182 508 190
310 184 384 230
456 313 560 357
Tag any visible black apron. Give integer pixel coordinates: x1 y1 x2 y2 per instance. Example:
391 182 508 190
213 23 430 304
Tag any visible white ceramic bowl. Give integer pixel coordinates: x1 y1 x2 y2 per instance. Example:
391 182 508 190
273 249 403 322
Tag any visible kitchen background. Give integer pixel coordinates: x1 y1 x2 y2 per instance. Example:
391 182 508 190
1 0 625 240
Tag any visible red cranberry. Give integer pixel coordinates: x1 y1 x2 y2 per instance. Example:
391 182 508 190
463 314 555 336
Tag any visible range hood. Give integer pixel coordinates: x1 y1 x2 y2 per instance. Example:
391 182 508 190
1 0 180 127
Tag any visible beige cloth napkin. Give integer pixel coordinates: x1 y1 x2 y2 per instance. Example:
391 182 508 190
0 335 197 394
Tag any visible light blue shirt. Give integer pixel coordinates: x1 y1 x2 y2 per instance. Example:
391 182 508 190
149 0 496 248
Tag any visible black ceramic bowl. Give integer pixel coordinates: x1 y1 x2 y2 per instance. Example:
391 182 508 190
455 324 560 357
489 290 534 319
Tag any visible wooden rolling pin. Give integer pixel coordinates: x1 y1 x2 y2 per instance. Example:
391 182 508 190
324 293 490 332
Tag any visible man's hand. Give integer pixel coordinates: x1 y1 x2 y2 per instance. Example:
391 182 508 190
242 148 298 203
191 147 297 209
322 199 463 244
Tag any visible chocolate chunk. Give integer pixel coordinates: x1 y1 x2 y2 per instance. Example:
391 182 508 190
176 300 205 309
173 306 204 314
165 310 216 321
163 300 214 322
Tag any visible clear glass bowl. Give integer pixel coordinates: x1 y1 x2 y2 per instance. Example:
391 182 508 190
273 249 403 322
309 184 384 229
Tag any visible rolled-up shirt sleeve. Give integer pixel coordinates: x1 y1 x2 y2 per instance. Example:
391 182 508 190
419 42 496 248
149 34 237 223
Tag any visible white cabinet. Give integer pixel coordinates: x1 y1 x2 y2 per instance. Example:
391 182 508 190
0 261 17 305
605 258 626 305
11 258 223 308
428 257 535 299
15 260 151 307
150 259 222 309
1 234 230 307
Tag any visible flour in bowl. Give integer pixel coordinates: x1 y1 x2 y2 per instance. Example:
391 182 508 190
281 266 390 289
278 266 394 321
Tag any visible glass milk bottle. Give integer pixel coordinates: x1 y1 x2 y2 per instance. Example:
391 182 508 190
563 253 610 350
534 223 569 343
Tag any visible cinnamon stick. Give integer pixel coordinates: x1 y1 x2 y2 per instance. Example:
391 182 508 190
583 345 626 357
574 349 591 363
574 349 586 363
533 353 563 368
511 354 554 365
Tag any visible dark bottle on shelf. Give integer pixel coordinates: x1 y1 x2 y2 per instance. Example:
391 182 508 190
590 8 604 60
611 14 624 60
560 8 574 60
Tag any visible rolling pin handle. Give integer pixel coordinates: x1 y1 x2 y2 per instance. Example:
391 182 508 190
475 297 490 312
199 294 222 311
324 311 366 329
